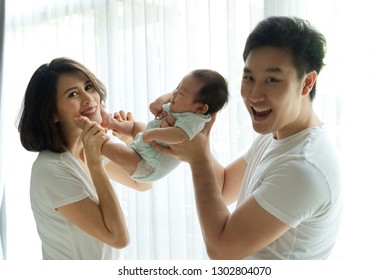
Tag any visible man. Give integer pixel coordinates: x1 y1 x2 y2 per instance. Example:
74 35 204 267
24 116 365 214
152 16 342 260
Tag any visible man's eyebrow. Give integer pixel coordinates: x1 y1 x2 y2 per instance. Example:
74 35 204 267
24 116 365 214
243 66 283 73
264 66 282 73
243 66 252 73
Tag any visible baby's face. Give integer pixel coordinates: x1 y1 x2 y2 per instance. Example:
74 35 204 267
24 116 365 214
169 74 203 113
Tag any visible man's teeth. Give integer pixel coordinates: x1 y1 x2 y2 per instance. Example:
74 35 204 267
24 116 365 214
253 107 271 113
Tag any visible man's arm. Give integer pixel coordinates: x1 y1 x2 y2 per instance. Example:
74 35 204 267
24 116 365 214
189 158 289 259
150 116 290 259
213 157 247 205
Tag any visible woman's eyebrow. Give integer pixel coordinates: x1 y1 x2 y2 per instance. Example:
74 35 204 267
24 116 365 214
63 86 77 95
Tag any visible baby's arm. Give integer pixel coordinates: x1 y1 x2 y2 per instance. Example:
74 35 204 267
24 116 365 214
143 127 189 144
149 93 172 119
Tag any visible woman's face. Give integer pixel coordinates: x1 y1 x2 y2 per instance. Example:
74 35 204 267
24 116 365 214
53 71 102 138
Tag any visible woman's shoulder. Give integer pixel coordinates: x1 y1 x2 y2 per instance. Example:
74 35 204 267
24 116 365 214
32 150 73 174
34 150 64 164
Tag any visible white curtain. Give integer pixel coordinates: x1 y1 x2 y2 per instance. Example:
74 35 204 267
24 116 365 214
3 0 261 260
2 0 389 260
0 0 6 261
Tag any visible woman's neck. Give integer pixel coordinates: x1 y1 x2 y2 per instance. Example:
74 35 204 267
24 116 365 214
66 137 86 163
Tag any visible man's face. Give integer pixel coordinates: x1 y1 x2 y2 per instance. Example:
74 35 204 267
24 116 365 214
241 46 310 139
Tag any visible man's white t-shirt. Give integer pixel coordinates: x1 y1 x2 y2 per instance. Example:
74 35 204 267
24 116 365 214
30 150 121 260
237 127 342 260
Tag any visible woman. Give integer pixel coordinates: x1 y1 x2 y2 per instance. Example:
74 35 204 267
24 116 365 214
18 57 151 259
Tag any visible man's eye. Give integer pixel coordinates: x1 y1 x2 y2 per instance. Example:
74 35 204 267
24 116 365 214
265 77 279 83
242 75 253 81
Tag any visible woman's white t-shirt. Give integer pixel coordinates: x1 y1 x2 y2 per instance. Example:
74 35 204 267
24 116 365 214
30 150 120 260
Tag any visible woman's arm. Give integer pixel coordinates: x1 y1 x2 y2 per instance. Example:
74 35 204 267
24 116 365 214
58 118 129 248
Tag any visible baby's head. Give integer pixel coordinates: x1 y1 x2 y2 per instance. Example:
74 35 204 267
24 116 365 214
170 69 229 115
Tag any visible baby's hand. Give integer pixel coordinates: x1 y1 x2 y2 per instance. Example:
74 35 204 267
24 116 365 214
149 99 166 120
159 114 176 128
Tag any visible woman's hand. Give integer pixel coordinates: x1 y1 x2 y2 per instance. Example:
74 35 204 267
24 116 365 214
75 116 110 166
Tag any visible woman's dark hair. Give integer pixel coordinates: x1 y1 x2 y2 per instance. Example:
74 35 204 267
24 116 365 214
18 57 107 153
243 16 326 100
191 69 229 114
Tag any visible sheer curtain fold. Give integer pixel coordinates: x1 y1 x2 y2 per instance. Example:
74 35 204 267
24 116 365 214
0 0 6 261
3 0 262 260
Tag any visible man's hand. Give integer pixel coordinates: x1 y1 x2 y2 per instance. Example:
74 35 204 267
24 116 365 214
149 114 216 164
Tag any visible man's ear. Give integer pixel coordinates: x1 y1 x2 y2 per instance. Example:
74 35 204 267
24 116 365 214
302 71 317 97
196 104 209 115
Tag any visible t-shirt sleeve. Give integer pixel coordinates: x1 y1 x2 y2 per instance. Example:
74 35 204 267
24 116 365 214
174 114 211 140
253 159 331 228
243 144 253 163
33 160 90 210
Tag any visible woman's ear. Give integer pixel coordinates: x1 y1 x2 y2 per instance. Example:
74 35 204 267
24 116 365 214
302 71 317 97
196 104 209 115
52 114 59 123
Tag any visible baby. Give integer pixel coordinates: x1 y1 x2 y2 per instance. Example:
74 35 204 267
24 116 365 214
101 69 229 182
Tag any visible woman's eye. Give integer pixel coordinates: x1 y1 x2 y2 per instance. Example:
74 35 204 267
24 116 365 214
68 91 78 98
85 83 93 91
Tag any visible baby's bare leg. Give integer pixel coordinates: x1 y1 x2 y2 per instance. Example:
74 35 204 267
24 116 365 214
101 140 141 175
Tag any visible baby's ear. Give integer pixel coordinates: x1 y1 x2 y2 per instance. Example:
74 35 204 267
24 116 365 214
196 104 209 115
